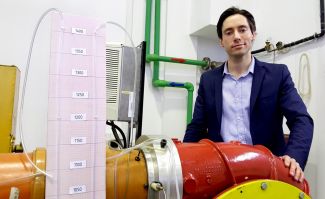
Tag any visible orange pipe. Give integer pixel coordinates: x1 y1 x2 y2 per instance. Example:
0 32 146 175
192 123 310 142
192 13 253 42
0 148 45 199
0 148 148 199
106 148 148 199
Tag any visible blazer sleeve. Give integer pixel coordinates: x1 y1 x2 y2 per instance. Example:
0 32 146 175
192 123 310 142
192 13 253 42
183 73 208 142
280 65 313 169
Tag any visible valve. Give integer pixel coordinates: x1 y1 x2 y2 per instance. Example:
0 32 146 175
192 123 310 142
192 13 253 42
264 40 274 52
202 57 211 70
150 181 164 191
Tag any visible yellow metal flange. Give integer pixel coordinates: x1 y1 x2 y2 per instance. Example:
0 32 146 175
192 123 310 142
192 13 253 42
215 179 311 199
30 148 46 199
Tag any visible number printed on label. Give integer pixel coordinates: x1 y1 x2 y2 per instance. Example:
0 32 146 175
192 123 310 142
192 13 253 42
69 185 86 194
70 113 86 121
72 69 88 77
72 27 86 35
70 160 87 169
71 137 87 145
71 48 87 55
72 91 89 99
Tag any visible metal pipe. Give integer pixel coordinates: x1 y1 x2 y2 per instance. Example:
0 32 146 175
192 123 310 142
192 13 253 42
252 0 325 54
0 142 311 199
153 0 161 82
145 0 153 57
185 83 194 124
146 54 207 67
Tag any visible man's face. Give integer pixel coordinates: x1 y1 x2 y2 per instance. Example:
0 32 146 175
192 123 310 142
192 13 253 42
219 14 256 58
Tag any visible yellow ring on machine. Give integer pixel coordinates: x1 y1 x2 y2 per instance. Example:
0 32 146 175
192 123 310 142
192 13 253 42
216 179 311 199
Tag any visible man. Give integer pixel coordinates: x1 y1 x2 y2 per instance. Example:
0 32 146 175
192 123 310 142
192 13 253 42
183 7 313 183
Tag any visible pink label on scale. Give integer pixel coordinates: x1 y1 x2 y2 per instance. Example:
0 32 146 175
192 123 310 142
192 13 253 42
47 121 106 146
48 75 106 98
49 53 105 77
51 13 105 37
50 32 106 56
47 12 106 199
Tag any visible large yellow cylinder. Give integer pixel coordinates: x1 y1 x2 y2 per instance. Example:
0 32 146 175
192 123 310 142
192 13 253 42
106 148 148 199
0 148 148 199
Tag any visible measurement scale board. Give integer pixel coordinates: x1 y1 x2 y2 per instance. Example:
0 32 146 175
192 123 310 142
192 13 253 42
46 13 106 199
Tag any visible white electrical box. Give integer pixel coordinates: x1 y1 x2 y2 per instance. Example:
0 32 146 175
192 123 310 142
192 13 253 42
106 44 142 122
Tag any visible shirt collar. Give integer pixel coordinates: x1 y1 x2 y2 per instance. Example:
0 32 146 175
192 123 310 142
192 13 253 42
223 57 255 76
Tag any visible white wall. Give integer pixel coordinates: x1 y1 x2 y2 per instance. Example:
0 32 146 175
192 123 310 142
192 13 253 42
0 0 133 149
1 0 325 198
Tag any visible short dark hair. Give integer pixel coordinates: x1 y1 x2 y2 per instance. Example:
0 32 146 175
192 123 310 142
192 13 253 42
216 7 256 39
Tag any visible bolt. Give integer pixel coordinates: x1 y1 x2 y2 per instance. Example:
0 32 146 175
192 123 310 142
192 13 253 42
265 40 273 52
150 182 164 191
276 41 284 50
299 192 305 199
135 150 141 161
202 57 211 70
160 139 167 148
210 61 219 69
261 182 268 190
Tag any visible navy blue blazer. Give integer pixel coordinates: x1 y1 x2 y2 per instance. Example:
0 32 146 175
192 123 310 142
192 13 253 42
184 58 313 169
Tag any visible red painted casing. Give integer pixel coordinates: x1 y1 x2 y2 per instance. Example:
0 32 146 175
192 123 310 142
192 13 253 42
175 139 309 199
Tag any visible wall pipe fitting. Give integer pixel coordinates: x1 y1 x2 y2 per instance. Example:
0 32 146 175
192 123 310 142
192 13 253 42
146 54 207 67
252 0 325 54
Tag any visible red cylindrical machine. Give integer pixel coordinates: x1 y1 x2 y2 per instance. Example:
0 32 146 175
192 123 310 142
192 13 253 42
176 139 309 199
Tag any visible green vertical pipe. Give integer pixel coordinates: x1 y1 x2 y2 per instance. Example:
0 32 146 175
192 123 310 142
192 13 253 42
185 83 194 124
145 0 152 57
153 0 161 82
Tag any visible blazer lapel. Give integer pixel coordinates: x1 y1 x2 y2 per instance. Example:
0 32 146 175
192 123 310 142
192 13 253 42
250 60 266 115
215 65 224 126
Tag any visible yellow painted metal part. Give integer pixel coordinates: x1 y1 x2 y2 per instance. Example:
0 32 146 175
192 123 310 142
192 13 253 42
30 148 46 199
0 65 20 153
215 179 311 199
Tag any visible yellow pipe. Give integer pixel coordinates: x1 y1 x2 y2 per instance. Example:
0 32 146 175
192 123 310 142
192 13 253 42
106 148 148 199
0 148 45 199
0 148 148 199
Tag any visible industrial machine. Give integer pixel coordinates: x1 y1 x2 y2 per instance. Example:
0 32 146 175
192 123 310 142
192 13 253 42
0 136 311 199
0 8 312 199
0 65 20 153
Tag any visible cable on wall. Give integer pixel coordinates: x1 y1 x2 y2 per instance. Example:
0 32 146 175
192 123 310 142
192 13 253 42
298 53 312 106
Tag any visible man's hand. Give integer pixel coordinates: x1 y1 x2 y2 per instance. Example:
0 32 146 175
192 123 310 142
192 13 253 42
280 155 304 183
